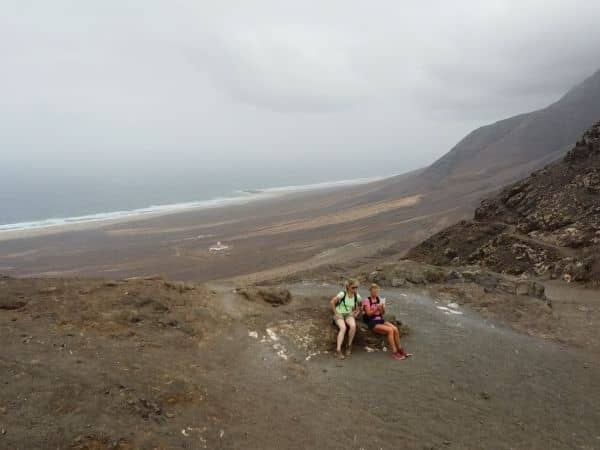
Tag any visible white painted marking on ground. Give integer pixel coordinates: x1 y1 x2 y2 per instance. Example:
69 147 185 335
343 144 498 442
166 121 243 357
209 241 229 252
266 328 279 341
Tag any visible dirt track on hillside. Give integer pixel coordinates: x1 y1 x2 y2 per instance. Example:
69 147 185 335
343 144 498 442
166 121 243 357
1 276 599 449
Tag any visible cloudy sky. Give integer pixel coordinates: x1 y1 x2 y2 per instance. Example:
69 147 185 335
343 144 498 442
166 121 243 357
2 0 600 182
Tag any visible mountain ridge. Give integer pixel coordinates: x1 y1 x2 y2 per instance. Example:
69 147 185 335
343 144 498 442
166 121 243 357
369 68 600 203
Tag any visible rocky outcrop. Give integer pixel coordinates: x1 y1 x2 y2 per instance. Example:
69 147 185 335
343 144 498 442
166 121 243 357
327 313 410 351
237 287 292 306
408 121 600 284
362 260 547 301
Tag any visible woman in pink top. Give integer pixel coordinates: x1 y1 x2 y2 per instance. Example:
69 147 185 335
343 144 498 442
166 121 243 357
363 283 411 360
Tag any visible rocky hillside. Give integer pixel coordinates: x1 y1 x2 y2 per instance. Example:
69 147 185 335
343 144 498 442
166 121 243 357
407 120 600 284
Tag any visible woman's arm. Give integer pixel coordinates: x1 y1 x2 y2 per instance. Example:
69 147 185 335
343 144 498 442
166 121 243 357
352 295 360 315
363 300 376 317
330 295 340 314
365 301 384 317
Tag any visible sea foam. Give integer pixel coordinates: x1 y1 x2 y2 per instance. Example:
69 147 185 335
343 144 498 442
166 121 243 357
0 175 385 233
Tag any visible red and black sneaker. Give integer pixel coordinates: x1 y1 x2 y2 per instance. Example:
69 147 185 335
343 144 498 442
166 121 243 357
398 347 413 358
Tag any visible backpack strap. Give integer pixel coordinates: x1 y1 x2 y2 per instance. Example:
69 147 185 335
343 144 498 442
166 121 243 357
336 291 347 307
366 296 380 311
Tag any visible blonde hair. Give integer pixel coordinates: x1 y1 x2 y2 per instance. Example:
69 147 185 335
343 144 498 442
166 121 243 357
370 283 379 290
345 278 359 290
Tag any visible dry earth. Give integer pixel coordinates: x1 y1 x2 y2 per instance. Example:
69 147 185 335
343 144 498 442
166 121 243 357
1 275 600 449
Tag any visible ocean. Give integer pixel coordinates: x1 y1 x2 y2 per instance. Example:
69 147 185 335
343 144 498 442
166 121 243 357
0 170 387 233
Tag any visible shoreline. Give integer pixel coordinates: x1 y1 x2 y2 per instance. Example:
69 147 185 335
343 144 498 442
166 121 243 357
0 175 389 241
0 166 469 283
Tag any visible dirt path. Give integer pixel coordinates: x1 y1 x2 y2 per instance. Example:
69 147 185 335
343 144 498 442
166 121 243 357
544 280 600 353
203 283 600 450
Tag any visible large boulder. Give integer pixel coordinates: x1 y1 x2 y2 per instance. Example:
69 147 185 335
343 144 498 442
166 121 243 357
238 287 292 306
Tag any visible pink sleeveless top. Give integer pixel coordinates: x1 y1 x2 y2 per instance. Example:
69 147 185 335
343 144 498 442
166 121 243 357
363 296 382 321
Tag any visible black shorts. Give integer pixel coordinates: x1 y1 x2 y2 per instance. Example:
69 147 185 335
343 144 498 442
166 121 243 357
367 318 385 330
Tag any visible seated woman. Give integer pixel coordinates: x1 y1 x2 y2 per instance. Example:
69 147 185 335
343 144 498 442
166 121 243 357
330 278 361 360
363 283 412 360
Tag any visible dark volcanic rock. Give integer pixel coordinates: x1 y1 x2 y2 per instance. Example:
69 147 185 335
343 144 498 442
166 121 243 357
407 121 600 284
327 313 410 350
0 298 27 310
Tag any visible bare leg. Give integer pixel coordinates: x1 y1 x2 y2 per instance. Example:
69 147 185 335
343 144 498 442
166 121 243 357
373 324 398 353
384 322 401 350
345 316 357 352
334 317 347 353
386 322 411 356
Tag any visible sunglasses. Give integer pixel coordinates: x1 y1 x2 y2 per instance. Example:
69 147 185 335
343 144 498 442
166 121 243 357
350 286 358 290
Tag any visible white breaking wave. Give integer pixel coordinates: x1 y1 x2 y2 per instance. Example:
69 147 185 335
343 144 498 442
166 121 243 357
0 175 387 233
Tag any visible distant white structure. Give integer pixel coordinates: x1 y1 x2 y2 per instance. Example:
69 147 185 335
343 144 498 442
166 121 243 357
209 241 229 252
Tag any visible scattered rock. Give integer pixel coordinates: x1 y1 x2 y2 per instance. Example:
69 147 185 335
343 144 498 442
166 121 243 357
444 247 458 258
391 278 406 287
368 271 380 282
446 270 462 281
127 398 163 421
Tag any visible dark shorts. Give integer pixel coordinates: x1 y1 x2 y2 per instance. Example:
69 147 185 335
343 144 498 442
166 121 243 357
367 318 385 330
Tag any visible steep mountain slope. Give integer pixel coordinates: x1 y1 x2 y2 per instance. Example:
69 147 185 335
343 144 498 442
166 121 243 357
370 68 600 201
407 121 600 283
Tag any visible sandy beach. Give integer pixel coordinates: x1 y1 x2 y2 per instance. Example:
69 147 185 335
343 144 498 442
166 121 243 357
0 173 473 283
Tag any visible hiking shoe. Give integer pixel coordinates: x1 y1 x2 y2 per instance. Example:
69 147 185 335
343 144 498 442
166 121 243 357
335 350 345 360
345 346 352 357
398 348 413 358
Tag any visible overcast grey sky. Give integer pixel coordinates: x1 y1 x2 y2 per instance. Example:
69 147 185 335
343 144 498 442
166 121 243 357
2 0 600 180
